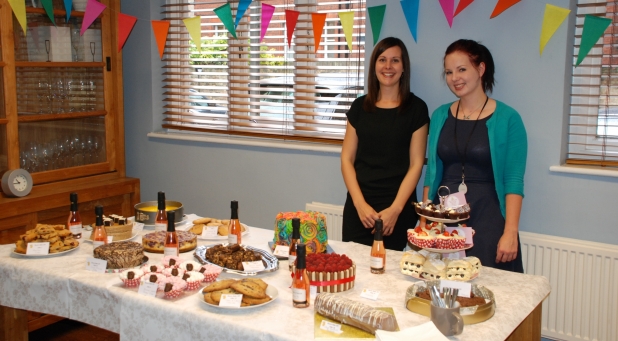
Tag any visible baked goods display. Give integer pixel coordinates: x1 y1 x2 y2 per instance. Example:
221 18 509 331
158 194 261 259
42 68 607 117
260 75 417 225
407 223 466 249
203 244 262 270
273 211 328 254
142 231 197 253
201 278 274 307
314 293 398 334
304 253 356 293
15 224 80 254
89 214 133 242
413 201 470 220
93 241 145 269
400 251 481 281
190 217 247 237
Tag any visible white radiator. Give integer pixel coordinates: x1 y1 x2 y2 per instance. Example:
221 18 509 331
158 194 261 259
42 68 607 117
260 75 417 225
520 231 618 341
305 202 344 241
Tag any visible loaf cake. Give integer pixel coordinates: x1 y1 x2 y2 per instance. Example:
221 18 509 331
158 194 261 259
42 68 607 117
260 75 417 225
273 211 328 254
93 241 145 269
314 293 397 334
142 231 197 253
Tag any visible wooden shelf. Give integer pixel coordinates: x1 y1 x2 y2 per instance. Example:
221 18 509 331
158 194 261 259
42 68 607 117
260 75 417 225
15 62 105 68
18 111 106 122
25 7 86 17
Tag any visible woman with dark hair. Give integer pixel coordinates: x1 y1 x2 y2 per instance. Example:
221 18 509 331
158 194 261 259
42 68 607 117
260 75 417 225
341 37 429 251
423 39 527 272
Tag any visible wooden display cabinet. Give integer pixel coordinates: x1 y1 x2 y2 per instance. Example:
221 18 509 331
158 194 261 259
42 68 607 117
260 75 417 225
0 0 138 338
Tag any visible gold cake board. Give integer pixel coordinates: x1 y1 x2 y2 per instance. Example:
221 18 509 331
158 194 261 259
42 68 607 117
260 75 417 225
314 307 398 339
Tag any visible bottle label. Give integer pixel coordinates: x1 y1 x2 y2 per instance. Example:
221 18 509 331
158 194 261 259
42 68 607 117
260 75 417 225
155 223 166 232
288 255 297 265
370 256 384 269
69 223 83 235
93 240 105 249
228 234 238 245
292 288 307 302
164 247 178 257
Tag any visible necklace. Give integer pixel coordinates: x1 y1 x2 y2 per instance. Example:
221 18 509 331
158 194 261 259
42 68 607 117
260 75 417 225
461 98 487 120
453 95 489 194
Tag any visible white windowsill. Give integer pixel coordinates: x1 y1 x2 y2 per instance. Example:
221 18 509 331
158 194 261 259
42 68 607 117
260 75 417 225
549 164 618 178
147 131 342 154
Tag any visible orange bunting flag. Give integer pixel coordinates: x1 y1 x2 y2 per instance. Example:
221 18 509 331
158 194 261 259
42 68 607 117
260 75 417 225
118 13 137 52
454 0 474 17
151 20 170 59
285 10 300 47
490 0 521 19
7 0 27 35
311 13 327 52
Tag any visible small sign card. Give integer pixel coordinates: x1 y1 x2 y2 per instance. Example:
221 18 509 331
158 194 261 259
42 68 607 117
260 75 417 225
360 288 380 300
273 245 289 257
107 236 113 243
242 261 265 272
26 242 49 255
219 294 242 307
440 279 472 298
310 285 318 298
445 192 467 209
201 226 218 239
445 226 474 245
320 320 343 334
138 282 158 297
85 257 107 273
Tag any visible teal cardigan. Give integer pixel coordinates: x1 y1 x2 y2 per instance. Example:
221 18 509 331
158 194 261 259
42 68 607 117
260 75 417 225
424 100 527 218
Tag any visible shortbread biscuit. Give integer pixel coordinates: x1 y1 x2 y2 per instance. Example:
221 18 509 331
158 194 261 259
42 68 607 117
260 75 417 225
190 224 204 235
217 225 229 236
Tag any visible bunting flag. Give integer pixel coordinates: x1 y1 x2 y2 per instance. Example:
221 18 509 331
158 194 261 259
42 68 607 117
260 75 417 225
118 13 137 52
367 5 386 46
400 0 420 42
454 0 474 17
41 0 56 26
260 3 275 43
539 5 570 56
235 0 252 28
490 0 521 19
183 16 203 50
439 0 454 27
7 0 27 35
311 13 327 52
64 0 73 22
285 10 300 47
577 15 612 66
81 0 107 35
214 3 237 39
151 20 170 59
339 11 355 51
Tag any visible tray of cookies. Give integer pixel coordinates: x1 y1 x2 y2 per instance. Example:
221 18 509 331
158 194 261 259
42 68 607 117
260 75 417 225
190 217 249 240
13 224 80 257
199 278 277 309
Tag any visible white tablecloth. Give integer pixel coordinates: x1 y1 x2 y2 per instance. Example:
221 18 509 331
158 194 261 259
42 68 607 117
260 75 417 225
0 226 550 340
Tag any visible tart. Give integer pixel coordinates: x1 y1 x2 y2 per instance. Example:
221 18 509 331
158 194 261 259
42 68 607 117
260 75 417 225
142 231 197 253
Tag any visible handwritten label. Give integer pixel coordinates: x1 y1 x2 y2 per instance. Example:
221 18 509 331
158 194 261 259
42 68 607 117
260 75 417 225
26 242 49 255
107 236 114 243
138 282 158 297
445 192 467 209
360 288 380 300
201 226 218 239
242 261 265 272
320 320 343 334
440 280 472 298
219 294 243 307
85 257 107 273
273 245 289 257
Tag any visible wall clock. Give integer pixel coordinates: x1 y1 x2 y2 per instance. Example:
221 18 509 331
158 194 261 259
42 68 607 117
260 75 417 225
1 169 33 197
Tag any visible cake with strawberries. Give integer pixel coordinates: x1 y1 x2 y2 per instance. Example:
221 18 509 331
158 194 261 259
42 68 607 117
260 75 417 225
304 253 355 293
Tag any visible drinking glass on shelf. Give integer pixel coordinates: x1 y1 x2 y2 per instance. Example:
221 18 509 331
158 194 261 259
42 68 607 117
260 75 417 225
54 78 67 113
45 40 51 62
90 42 96 62
93 136 102 162
80 76 88 112
71 28 81 62
41 143 51 171
88 79 96 111
37 80 48 114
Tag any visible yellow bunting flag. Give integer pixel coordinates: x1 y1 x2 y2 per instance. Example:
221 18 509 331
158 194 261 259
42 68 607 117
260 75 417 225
8 0 27 35
539 4 570 56
311 13 327 52
183 16 202 51
338 11 355 51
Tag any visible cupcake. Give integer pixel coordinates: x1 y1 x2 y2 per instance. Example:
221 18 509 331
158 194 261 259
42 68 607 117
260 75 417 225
413 202 422 214
142 264 164 274
140 273 166 286
163 267 186 278
450 231 466 249
435 232 452 249
179 261 202 272
198 264 223 282
162 256 183 268
446 209 459 220
182 271 205 290
433 207 445 218
159 276 187 299
413 231 435 248
421 203 434 217
119 269 144 287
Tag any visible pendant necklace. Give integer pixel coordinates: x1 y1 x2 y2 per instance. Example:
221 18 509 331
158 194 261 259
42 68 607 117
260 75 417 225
462 100 486 120
454 96 489 194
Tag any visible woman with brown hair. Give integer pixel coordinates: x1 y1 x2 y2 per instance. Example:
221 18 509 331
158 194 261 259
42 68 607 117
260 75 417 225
341 37 429 251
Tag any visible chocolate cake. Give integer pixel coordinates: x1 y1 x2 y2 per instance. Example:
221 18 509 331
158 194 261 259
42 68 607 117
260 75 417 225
93 241 145 269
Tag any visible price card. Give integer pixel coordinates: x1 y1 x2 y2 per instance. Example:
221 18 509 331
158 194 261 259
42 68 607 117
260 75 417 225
219 294 242 307
242 261 265 272
445 192 467 209
85 257 107 273
310 285 318 298
138 282 158 297
201 226 218 239
26 242 50 255
320 320 343 334
273 245 289 257
445 226 474 245
360 288 380 300
107 236 113 243
440 280 472 298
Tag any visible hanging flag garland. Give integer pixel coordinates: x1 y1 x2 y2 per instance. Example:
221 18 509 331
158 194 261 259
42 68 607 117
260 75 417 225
235 0 252 28
41 0 56 26
339 11 355 51
312 13 327 52
539 5 570 56
7 0 27 35
577 15 612 66
368 5 386 46
400 0 420 42
439 0 454 27
118 13 137 52
490 0 521 19
214 3 237 39
454 0 474 17
260 3 276 43
285 10 300 48
151 20 170 60
81 0 106 35
64 0 74 22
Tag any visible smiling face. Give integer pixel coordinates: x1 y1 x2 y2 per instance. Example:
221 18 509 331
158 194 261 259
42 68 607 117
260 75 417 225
444 51 485 99
375 46 403 89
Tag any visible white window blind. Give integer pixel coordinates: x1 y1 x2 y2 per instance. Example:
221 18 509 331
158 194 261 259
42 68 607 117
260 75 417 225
161 0 365 144
568 0 618 166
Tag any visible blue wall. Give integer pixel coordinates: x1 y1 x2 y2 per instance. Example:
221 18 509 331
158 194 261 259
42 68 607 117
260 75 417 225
121 0 618 247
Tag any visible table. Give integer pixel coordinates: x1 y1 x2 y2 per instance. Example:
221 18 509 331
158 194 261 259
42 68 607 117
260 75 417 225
0 226 550 340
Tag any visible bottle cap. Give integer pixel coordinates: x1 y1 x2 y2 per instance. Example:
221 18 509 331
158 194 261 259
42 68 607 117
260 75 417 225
231 200 238 210
167 211 176 232
296 243 307 269
291 218 301 238
158 191 166 210
70 192 78 203
374 219 383 241
95 205 103 216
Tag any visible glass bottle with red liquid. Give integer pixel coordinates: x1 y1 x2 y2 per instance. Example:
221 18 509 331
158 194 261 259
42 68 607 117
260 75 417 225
370 219 386 274
92 205 107 249
67 192 82 239
164 211 179 256
292 243 310 308
227 200 242 245
155 191 167 232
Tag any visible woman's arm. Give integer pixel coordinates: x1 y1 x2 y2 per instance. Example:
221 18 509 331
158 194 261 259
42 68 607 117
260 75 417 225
341 122 379 228
379 123 429 236
496 193 522 263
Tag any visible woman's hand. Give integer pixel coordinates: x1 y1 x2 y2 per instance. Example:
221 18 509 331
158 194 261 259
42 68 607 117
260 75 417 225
378 206 401 236
496 230 518 263
355 201 380 229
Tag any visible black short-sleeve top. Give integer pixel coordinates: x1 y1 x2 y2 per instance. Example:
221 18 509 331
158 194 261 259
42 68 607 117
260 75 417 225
346 93 429 198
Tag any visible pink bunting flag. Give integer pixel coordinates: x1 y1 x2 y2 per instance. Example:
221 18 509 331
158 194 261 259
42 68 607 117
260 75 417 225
81 0 107 35
285 10 300 48
439 0 454 27
260 3 275 43
118 13 137 52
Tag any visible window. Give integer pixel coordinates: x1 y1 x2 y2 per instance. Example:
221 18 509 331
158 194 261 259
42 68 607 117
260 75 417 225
161 0 366 144
568 0 618 166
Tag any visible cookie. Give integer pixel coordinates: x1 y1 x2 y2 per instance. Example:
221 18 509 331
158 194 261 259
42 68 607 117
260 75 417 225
210 288 237 303
57 229 72 238
192 217 213 225
15 240 27 254
217 225 229 236
230 280 266 299
203 292 217 305
190 224 204 235
202 279 236 293
242 295 271 305
243 278 268 290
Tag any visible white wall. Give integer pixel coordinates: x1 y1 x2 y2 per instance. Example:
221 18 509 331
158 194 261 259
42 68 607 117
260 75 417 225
121 0 618 245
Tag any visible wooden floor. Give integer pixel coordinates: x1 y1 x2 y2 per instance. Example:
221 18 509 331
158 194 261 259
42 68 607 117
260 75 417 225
28 319 119 341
